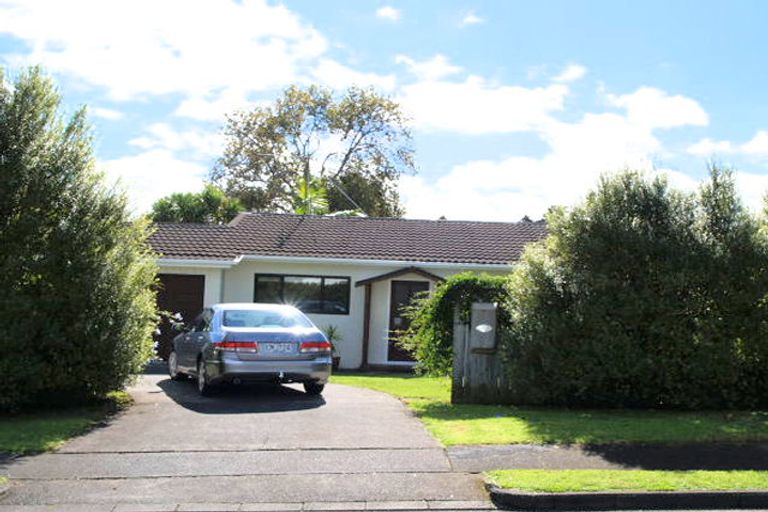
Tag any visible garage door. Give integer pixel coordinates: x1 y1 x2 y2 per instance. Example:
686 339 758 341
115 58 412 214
154 274 205 360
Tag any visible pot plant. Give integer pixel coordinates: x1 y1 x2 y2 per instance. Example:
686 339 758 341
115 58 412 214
323 324 342 371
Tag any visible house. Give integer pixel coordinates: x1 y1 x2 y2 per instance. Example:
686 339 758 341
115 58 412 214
148 212 547 370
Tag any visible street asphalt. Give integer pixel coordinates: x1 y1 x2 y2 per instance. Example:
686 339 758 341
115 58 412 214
0 368 491 510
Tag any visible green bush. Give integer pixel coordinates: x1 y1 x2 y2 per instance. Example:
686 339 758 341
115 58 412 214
501 169 768 409
401 272 509 376
0 68 158 411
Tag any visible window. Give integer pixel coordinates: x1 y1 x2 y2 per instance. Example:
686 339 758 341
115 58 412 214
254 274 350 315
222 308 313 329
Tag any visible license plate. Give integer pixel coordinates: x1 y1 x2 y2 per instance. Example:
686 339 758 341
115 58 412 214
260 342 295 355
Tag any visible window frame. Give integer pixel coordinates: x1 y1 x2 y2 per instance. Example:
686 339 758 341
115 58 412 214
253 273 351 315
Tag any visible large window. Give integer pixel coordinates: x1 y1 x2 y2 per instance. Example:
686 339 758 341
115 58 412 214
254 274 350 315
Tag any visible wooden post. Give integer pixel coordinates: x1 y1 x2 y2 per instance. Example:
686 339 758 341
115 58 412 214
360 283 372 370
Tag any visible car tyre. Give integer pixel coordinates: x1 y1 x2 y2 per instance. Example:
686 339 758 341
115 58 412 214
304 382 325 396
168 351 186 381
197 358 215 396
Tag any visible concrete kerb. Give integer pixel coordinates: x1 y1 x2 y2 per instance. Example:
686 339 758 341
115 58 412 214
487 484 768 510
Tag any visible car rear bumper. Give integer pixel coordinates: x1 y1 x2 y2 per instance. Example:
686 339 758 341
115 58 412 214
205 356 332 384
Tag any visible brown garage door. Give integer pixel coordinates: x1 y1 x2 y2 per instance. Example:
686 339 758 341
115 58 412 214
154 274 205 360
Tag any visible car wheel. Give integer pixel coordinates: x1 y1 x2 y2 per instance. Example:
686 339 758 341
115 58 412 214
304 382 325 396
168 351 185 381
197 358 215 396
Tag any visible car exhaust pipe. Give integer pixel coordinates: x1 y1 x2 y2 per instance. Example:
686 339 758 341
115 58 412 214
232 377 242 385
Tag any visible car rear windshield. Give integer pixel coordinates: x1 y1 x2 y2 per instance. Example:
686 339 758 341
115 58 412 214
222 309 313 329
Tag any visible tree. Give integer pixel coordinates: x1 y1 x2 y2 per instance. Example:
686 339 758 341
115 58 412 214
500 168 768 409
211 85 414 216
150 184 244 223
326 170 404 217
292 176 329 215
0 67 158 410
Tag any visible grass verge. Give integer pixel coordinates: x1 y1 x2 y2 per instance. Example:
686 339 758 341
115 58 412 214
0 391 133 455
331 374 768 445
487 469 768 492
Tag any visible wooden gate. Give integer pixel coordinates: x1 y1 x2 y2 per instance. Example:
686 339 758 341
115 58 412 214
451 302 513 404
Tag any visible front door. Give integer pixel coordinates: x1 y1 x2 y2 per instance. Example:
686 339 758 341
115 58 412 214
155 274 205 360
388 280 430 362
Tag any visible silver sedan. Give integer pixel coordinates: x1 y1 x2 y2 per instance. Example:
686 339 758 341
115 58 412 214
168 303 332 396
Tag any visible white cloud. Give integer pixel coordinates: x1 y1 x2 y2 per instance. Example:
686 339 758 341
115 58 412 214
687 138 734 156
101 149 207 214
687 130 768 158
376 6 401 21
734 171 768 211
741 130 768 156
606 87 709 129
400 84 712 221
395 54 462 81
311 59 396 91
460 11 484 26
399 76 568 134
553 64 587 83
89 106 124 121
0 0 328 101
128 123 224 159
173 90 258 122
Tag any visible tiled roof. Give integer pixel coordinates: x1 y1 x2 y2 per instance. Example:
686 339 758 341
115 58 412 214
149 212 547 265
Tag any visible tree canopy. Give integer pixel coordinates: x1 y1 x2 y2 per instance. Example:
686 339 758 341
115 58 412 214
150 184 244 224
501 168 768 409
211 85 414 217
0 67 158 410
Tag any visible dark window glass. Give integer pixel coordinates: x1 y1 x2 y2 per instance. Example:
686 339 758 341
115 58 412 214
255 275 282 303
284 276 322 311
323 278 349 314
253 274 350 315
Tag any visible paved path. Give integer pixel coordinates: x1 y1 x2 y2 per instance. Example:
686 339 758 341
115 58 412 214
0 370 490 511
447 443 768 472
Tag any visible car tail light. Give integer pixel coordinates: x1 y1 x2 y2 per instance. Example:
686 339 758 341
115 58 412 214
214 341 258 352
299 341 332 354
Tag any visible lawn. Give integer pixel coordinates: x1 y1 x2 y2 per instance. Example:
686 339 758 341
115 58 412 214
331 374 768 446
0 391 132 454
487 469 768 492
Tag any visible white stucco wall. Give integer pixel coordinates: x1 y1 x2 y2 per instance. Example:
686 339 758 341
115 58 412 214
158 259 510 370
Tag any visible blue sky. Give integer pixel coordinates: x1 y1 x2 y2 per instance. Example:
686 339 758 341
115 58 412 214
1 0 767 221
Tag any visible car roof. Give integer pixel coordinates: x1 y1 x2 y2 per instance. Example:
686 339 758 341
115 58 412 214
211 303 299 312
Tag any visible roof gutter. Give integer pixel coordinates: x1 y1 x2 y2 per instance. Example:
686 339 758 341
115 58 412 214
238 254 513 271
156 254 515 271
156 258 238 269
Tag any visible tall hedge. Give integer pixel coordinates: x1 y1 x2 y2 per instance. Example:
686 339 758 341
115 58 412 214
401 272 509 375
0 68 158 410
501 169 768 409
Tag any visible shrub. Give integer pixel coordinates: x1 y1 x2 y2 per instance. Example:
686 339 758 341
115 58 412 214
501 169 768 409
401 272 509 376
0 68 158 411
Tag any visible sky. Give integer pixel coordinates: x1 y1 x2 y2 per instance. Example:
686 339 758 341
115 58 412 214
1 0 768 221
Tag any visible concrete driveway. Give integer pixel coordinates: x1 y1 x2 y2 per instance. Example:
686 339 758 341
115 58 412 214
0 364 491 511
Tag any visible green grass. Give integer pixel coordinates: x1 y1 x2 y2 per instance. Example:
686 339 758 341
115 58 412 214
331 374 768 446
331 373 450 401
0 391 133 454
487 469 768 492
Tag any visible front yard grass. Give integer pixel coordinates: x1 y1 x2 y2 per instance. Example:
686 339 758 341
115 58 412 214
487 469 768 492
331 373 768 446
0 391 132 454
